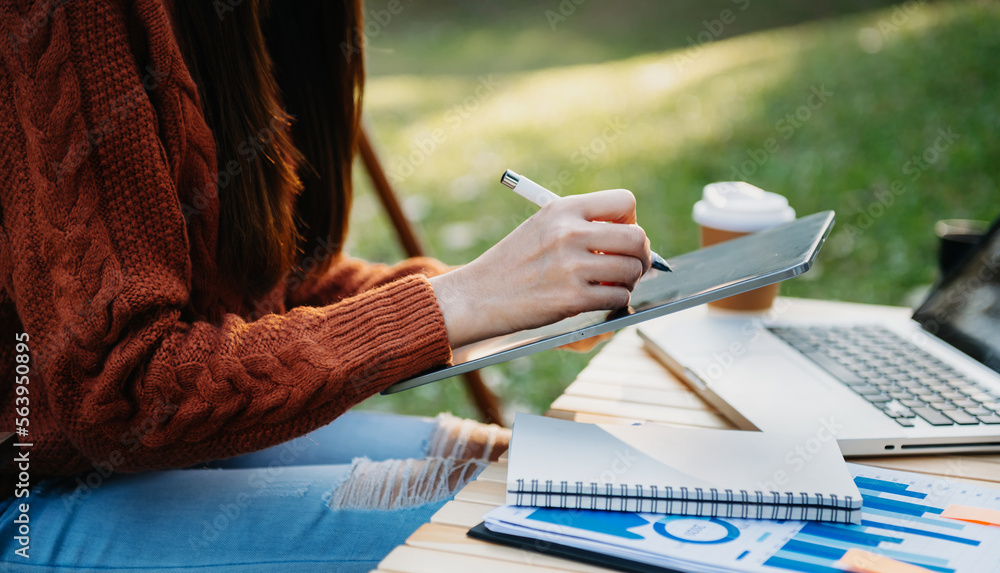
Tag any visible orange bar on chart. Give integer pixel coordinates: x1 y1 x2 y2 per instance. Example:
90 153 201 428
940 504 1000 526
838 549 933 573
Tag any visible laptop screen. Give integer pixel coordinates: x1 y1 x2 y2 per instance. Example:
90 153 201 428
913 216 1000 374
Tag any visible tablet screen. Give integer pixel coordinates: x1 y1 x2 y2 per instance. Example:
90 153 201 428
384 210 835 393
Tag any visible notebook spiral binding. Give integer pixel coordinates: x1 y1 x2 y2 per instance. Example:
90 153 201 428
509 479 859 524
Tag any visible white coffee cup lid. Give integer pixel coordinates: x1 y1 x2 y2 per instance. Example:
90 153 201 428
692 181 796 233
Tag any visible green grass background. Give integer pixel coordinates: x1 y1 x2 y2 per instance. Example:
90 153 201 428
348 0 1000 422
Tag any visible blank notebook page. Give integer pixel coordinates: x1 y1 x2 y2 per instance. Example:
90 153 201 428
506 414 861 507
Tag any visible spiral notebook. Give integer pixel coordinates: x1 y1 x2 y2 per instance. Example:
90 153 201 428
507 414 861 524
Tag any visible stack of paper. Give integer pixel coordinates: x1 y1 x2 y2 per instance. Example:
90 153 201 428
482 463 1000 573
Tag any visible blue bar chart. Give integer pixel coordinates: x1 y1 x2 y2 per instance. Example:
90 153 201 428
764 476 979 573
485 464 1000 573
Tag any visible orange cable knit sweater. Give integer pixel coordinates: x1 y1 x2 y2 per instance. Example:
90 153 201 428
0 0 453 493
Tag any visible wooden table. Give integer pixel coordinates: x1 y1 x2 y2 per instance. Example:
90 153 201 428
374 299 1000 572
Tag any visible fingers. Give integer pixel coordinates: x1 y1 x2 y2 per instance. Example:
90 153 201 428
447 186 653 344
584 282 632 311
548 189 652 274
583 222 652 273
556 252 640 313
564 189 638 224
584 251 645 291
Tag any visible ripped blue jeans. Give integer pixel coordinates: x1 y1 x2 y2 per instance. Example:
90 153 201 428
0 411 508 572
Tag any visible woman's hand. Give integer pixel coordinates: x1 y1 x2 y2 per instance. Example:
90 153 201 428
429 189 651 348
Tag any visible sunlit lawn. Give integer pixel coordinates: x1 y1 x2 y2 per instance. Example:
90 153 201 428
349 0 1000 422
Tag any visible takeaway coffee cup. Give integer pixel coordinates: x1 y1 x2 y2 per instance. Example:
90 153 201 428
693 181 796 310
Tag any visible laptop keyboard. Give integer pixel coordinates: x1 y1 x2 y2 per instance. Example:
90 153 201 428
768 325 1000 428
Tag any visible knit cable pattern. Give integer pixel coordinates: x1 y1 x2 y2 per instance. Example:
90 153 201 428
0 0 452 481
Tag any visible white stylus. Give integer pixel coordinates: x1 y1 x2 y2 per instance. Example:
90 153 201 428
500 169 672 272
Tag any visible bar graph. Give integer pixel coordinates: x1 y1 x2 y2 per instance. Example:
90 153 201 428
486 464 1000 573
763 475 977 573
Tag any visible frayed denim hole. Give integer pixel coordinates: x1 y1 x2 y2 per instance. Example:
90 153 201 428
327 457 488 511
427 413 509 461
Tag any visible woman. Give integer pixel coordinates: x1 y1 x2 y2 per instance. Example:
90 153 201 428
0 0 652 570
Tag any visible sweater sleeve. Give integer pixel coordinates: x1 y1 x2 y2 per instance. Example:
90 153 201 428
0 1 452 472
285 255 455 309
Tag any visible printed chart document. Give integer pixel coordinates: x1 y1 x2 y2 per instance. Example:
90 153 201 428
485 463 1000 573
507 414 861 523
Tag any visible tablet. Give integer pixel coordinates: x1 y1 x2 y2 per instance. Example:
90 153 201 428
382 210 835 394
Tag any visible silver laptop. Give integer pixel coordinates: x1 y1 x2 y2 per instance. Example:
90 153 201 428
639 216 1000 456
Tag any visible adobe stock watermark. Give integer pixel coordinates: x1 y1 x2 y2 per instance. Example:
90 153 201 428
838 127 960 247
545 117 629 195
501 446 639 567
6 0 70 53
52 64 169 182
593 448 640 487
851 457 973 536
856 0 927 54
912 246 998 342
673 0 752 70
242 234 344 321
212 0 244 19
342 340 408 397
180 113 288 224
919 458 975 498
755 417 844 494
544 0 588 30
340 0 414 59
693 297 793 384
496 116 629 233
729 84 834 181
61 398 180 510
11 333 32 559
188 436 311 553
386 74 502 184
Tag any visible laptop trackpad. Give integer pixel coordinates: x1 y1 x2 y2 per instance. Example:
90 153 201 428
707 354 848 432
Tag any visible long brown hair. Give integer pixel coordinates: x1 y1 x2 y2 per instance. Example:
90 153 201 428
174 0 364 300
